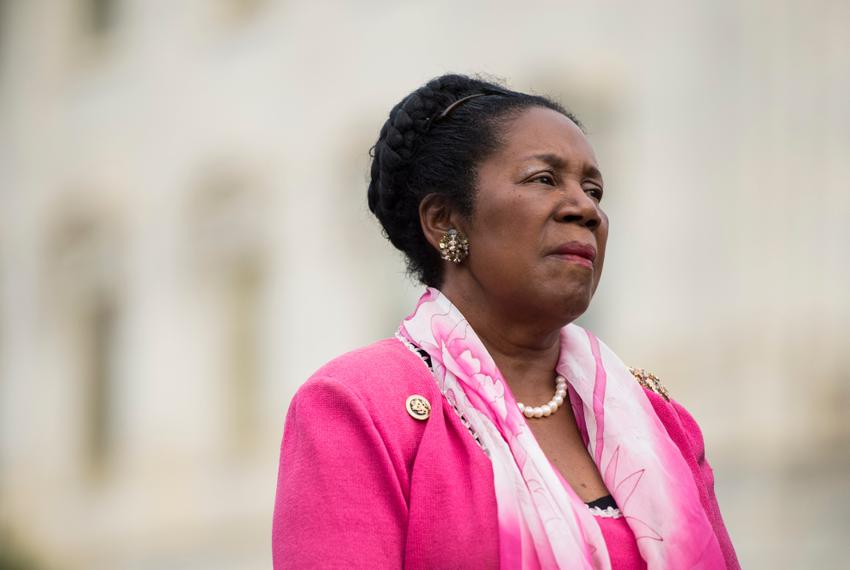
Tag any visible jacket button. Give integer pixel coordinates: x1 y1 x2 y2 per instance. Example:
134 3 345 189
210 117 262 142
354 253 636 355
405 394 431 420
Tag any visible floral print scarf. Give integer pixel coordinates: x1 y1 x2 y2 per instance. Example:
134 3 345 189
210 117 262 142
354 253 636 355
399 288 726 569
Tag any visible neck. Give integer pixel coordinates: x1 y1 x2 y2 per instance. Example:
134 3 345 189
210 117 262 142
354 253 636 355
437 280 564 401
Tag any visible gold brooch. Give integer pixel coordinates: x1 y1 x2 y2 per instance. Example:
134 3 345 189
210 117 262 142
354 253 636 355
405 395 432 420
629 367 670 401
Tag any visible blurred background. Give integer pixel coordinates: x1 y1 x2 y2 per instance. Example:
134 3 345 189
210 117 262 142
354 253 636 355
1 0 848 568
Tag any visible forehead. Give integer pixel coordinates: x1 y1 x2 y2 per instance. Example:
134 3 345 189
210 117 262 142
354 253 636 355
491 106 598 168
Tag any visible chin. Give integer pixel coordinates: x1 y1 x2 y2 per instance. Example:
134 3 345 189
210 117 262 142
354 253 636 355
542 282 594 325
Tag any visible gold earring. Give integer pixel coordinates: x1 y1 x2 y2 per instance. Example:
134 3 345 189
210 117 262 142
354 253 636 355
438 229 469 263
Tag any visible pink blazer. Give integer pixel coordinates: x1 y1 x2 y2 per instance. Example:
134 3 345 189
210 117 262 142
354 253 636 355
272 338 739 569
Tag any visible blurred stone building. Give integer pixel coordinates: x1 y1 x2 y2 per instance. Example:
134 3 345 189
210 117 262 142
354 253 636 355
0 1 848 568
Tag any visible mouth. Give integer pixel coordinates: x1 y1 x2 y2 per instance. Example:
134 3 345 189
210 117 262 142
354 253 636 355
547 241 597 269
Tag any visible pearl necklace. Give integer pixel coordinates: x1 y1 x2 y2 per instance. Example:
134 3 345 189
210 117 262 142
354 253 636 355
517 375 568 419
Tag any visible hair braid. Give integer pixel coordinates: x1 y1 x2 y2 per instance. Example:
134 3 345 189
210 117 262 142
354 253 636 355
368 78 466 214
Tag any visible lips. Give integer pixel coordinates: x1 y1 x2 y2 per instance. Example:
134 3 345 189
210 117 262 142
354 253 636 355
549 241 597 263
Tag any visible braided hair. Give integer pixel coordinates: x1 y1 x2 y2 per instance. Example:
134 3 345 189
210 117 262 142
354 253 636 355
367 74 581 286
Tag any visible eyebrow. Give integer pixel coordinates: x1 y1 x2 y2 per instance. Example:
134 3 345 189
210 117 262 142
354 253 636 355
524 153 604 182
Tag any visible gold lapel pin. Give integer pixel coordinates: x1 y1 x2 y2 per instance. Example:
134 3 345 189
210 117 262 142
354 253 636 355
405 394 431 421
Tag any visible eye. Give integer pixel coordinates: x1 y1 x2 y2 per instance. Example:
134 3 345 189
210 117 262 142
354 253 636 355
528 172 557 186
585 185 604 201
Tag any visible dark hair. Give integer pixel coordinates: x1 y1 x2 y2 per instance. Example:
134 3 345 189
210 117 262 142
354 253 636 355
367 73 582 287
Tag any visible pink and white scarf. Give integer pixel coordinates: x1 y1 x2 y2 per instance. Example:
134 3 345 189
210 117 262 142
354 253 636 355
399 288 726 569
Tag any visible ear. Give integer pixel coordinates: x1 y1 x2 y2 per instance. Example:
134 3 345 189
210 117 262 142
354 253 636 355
419 193 464 253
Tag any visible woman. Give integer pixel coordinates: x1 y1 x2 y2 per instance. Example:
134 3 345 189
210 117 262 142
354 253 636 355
272 74 739 569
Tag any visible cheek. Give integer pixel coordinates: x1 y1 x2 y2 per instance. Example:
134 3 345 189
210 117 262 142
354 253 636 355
472 192 538 246
597 224 609 258
593 217 610 283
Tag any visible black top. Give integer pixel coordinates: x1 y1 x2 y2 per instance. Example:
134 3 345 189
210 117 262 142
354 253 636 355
585 494 618 509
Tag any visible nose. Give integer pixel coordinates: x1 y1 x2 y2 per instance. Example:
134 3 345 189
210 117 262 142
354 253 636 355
554 184 602 231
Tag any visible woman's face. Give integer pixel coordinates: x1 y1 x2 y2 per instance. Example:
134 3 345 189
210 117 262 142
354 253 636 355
459 106 609 325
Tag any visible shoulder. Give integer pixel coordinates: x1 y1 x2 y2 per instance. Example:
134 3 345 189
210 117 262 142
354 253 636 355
287 337 440 450
308 337 427 387
297 337 438 406
628 366 706 460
